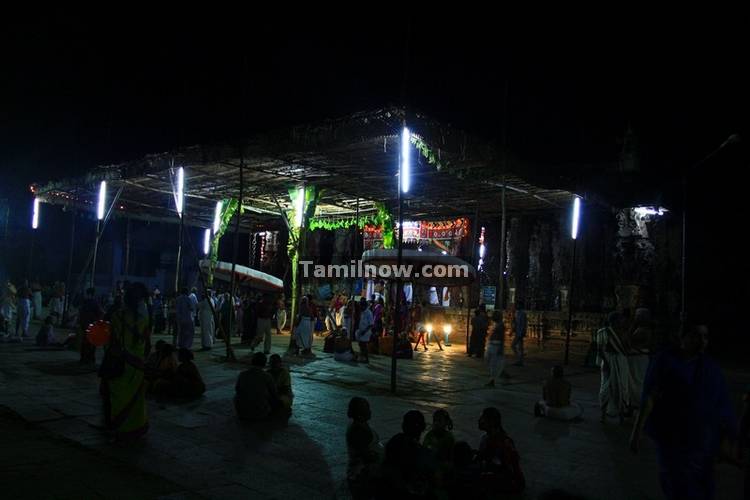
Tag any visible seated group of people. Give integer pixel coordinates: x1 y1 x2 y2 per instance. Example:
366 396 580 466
234 352 293 422
146 340 206 399
346 399 525 499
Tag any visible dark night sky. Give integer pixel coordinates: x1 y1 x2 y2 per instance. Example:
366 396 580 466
2 12 748 196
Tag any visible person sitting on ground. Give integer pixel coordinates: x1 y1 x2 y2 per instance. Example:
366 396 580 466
380 410 438 498
423 408 455 489
423 409 455 464
174 348 206 398
476 407 525 495
535 365 584 421
148 343 178 389
35 316 57 346
234 352 281 421
145 340 167 372
346 397 382 500
334 328 358 362
267 354 293 416
449 441 482 499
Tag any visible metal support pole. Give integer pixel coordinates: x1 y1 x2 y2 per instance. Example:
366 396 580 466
90 219 102 289
564 237 577 365
124 217 131 277
226 156 243 361
466 206 479 352
174 214 184 294
63 210 77 318
391 184 404 393
498 177 507 313
680 176 687 330
27 230 36 279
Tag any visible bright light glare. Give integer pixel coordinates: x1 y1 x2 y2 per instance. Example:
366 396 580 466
203 228 211 255
213 201 223 233
97 181 107 220
294 187 305 227
401 127 411 193
571 197 581 240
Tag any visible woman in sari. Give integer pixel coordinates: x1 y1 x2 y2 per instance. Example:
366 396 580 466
103 282 150 442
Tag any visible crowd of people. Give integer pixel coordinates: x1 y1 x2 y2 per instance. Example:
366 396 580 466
346 399 525 499
3 275 747 498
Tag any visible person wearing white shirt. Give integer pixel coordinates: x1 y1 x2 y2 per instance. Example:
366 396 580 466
355 298 374 363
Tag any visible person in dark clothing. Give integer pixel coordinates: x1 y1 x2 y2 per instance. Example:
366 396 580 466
242 295 257 345
468 306 489 358
380 410 437 498
346 397 381 500
253 294 274 354
476 407 525 495
234 352 282 422
630 324 737 500
78 287 103 364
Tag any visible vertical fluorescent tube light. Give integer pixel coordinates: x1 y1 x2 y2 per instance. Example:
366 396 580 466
213 200 223 234
203 228 211 255
32 198 40 229
401 127 411 193
176 167 184 216
294 186 305 227
571 197 581 240
97 181 107 220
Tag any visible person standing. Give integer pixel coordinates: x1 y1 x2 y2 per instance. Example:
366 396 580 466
101 282 150 443
355 298 374 363
78 287 103 363
31 279 43 320
274 294 287 335
486 311 505 387
152 288 165 335
511 302 527 366
630 324 737 500
254 294 274 354
175 288 195 349
441 287 451 307
371 298 384 338
198 291 215 351
188 287 199 325
0 283 16 337
15 287 33 340
469 306 489 358
293 296 315 355
595 312 629 423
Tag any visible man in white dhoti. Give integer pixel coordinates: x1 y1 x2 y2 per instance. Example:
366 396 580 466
293 296 315 355
198 291 216 351
595 312 630 423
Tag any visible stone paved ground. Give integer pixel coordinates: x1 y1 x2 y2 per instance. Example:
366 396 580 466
1 325 746 499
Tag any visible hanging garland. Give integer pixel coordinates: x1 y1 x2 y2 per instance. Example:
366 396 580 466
410 134 468 180
308 214 378 231
306 203 394 249
373 202 394 249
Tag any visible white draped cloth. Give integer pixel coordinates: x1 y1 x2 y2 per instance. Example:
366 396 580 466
199 298 215 348
596 326 631 417
295 317 314 350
